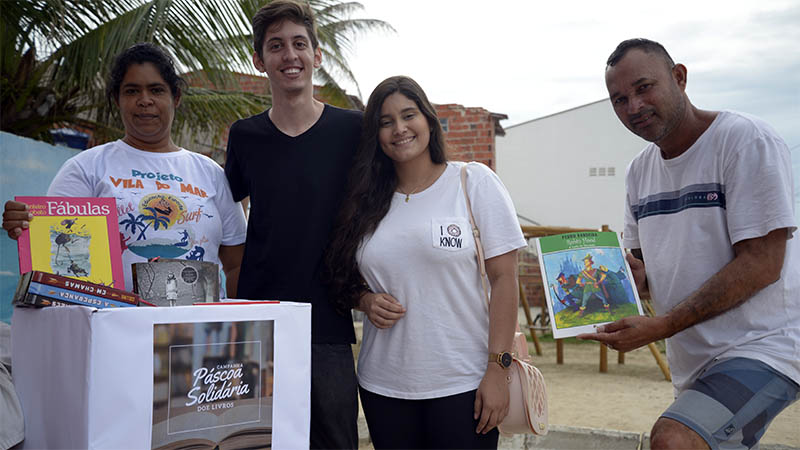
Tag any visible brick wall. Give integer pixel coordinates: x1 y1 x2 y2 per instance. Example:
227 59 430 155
184 71 271 96
518 245 546 316
435 104 498 170
184 72 269 155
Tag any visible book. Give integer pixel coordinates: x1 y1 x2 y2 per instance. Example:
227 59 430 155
14 293 73 308
132 258 219 306
15 282 136 309
535 231 644 339
15 196 125 290
151 320 274 449
153 426 271 450
15 270 140 305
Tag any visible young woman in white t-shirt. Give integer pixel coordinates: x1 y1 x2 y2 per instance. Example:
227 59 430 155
327 76 526 449
2 43 247 296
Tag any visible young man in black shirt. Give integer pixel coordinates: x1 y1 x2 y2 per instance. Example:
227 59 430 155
224 1 361 447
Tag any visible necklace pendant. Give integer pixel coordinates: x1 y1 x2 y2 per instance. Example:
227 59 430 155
405 194 410 203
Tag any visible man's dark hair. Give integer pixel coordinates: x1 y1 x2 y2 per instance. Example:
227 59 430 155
252 0 319 59
106 43 185 105
606 38 675 69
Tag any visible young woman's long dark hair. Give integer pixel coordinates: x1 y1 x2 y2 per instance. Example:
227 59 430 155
326 75 447 313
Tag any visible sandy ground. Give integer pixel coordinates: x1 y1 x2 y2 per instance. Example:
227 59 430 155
527 338 799 447
353 322 799 447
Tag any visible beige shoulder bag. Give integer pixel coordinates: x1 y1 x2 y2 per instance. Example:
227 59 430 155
460 163 548 436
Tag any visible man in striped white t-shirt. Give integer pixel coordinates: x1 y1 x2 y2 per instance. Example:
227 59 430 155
580 38 799 450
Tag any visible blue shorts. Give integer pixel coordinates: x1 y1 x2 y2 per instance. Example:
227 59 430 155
662 357 800 450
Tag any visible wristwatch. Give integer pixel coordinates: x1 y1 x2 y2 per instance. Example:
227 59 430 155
488 351 513 369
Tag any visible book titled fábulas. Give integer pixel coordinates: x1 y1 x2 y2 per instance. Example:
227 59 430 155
16 196 125 290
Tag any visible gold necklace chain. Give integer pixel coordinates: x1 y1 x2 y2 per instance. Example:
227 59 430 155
398 166 443 203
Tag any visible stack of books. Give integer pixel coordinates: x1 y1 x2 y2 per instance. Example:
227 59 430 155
13 270 144 308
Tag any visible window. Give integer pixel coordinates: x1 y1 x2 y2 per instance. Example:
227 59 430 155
589 166 616 177
439 118 449 132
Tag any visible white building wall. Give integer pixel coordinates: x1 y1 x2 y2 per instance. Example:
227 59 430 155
496 99 647 233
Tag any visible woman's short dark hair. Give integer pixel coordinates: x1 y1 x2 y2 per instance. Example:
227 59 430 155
106 43 186 105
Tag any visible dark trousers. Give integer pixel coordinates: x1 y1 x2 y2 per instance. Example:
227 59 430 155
359 386 499 449
310 343 359 449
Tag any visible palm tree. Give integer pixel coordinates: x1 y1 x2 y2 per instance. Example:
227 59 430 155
137 207 170 240
119 212 145 236
1 0 392 146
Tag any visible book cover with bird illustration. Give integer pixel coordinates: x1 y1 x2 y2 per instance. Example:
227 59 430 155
15 196 125 290
536 231 643 338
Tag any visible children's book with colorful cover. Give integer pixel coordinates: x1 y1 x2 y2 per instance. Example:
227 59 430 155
15 196 125 290
535 231 644 339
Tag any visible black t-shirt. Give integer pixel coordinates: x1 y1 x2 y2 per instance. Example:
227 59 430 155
225 105 362 344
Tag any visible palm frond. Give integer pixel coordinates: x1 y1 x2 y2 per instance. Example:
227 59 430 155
1 0 392 146
173 87 271 146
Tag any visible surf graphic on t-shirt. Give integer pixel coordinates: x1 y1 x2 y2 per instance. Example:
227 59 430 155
115 168 217 263
121 193 191 259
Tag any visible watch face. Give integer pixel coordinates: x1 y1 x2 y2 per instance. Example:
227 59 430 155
500 352 513 368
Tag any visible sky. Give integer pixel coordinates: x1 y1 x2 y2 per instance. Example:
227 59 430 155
338 0 800 217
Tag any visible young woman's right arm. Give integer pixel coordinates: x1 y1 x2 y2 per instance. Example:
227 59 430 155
357 291 406 329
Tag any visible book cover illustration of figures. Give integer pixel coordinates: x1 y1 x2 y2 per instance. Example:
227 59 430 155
535 231 643 339
152 320 274 450
132 258 219 306
15 196 125 289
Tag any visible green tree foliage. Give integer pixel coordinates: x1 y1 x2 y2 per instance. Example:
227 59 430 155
1 0 391 146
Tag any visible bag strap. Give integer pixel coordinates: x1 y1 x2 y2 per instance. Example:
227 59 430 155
461 163 528 358
460 164 490 306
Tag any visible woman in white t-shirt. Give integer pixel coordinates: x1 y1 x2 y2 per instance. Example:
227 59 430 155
2 43 247 296
326 76 527 448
